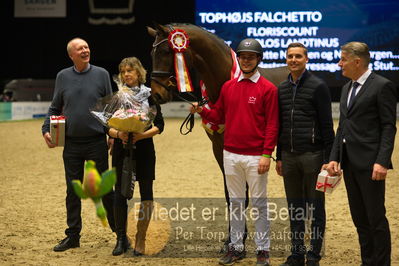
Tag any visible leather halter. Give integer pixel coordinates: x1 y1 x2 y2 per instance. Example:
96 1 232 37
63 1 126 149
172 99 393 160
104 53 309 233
150 25 208 135
151 38 173 80
150 26 176 92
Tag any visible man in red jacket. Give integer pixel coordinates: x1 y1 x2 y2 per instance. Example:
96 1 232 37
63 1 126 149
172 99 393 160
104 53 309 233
191 38 279 266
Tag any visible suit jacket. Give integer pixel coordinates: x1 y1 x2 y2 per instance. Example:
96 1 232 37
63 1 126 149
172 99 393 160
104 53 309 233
329 72 397 171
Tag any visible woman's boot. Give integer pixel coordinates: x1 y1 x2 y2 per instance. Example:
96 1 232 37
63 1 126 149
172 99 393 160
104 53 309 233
133 200 154 256
112 206 130 256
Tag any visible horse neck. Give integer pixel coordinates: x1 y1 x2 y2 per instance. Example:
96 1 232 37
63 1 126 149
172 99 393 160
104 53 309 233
185 27 232 103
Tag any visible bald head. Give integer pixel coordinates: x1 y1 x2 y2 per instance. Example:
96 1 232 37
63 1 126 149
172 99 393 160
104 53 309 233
66 38 90 71
67 38 87 55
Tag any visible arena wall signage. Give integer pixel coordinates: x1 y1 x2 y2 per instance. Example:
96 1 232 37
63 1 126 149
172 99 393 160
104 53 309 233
14 0 66 18
196 0 399 88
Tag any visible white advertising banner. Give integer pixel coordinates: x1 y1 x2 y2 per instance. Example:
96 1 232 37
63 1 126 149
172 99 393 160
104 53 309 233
1 102 397 122
15 0 66 18
11 102 50 120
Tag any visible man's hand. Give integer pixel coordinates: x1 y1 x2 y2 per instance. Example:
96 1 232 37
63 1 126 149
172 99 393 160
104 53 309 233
326 161 342 176
372 163 388 180
258 157 270 174
190 102 203 114
43 132 56 148
320 163 329 172
275 160 283 176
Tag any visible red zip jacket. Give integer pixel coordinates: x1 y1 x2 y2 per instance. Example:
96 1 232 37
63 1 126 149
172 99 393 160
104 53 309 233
200 73 279 156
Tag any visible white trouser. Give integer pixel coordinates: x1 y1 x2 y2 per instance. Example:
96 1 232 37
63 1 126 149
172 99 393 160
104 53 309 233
223 150 270 251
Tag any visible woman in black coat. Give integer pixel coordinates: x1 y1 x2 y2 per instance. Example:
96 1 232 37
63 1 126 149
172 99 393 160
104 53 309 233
107 57 164 256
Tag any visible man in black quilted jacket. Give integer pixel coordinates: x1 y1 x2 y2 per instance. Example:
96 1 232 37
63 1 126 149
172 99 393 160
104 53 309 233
276 42 335 266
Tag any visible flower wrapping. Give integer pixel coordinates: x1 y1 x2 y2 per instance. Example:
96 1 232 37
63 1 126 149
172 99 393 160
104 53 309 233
315 170 342 193
90 79 156 133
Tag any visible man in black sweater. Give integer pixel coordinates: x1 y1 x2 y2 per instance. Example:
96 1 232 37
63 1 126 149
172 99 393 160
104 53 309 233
276 43 335 266
42 38 115 252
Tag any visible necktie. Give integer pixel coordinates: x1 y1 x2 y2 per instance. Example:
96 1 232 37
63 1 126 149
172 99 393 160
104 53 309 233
348 81 360 108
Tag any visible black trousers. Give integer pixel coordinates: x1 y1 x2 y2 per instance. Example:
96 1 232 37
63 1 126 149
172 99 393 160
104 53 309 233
114 177 154 207
282 150 326 260
342 148 390 266
112 137 155 206
62 135 115 237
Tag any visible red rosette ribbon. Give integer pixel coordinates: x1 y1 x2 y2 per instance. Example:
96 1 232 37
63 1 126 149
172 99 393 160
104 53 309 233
168 29 190 52
168 29 194 92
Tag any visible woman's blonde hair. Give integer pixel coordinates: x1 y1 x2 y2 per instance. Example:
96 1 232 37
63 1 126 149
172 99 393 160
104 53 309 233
118 57 147 84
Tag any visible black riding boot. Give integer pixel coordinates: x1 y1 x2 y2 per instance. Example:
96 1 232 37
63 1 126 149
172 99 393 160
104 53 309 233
112 206 130 256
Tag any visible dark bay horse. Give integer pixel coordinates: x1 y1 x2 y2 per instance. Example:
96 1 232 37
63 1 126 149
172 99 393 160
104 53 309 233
147 22 288 245
147 21 288 174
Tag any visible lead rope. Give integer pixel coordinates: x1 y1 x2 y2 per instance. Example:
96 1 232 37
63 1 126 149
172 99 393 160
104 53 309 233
179 95 208 135
151 78 208 135
168 90 208 135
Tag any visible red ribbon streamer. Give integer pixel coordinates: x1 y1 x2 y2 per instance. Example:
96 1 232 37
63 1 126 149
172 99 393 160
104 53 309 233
168 29 194 92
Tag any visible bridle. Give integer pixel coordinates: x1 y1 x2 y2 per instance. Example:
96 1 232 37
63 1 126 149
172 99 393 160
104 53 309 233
150 35 195 102
150 37 176 93
150 27 208 135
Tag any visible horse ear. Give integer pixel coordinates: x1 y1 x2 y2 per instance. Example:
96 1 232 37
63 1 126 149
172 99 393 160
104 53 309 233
147 26 157 37
151 21 169 36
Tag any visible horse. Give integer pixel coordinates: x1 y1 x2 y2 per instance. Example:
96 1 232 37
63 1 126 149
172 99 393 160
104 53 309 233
147 22 289 247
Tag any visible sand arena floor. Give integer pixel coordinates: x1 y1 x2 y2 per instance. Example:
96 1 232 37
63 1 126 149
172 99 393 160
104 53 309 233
0 118 398 265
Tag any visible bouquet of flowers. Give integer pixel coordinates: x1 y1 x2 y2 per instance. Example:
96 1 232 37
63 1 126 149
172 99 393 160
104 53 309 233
90 78 156 133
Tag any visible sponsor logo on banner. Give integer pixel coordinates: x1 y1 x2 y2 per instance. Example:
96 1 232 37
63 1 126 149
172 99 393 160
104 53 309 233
88 0 135 25
14 0 66 18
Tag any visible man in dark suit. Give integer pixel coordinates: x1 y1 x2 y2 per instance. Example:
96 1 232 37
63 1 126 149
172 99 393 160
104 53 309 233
326 41 397 266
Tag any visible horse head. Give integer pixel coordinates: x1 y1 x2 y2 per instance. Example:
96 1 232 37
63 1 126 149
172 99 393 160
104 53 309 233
147 23 195 104
147 22 289 104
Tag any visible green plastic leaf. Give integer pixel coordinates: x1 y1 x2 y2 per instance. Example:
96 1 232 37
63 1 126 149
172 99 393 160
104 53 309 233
98 168 116 197
71 180 88 199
